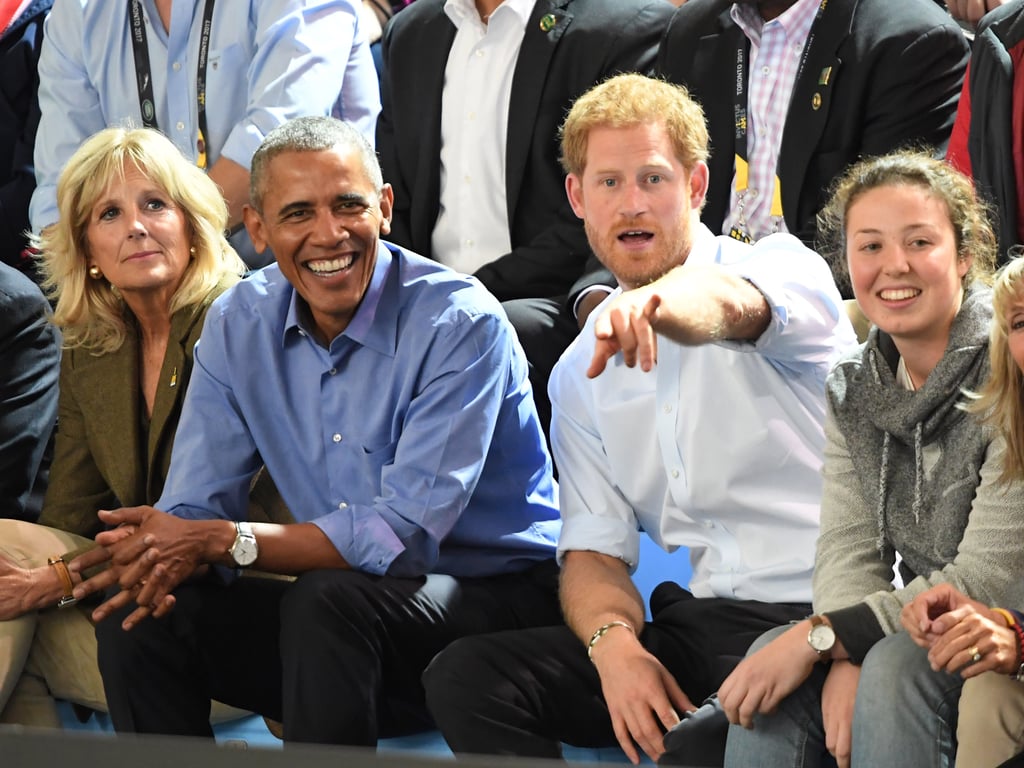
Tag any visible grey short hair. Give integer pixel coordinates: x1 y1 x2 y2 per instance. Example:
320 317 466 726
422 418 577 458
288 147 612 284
249 117 383 213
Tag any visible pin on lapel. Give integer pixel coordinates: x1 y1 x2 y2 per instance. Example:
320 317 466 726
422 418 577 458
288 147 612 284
539 13 557 32
811 92 822 111
169 366 178 388
818 66 832 86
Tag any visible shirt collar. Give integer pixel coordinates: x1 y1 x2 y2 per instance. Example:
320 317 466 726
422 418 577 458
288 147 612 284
283 240 398 357
731 0 822 48
443 0 533 30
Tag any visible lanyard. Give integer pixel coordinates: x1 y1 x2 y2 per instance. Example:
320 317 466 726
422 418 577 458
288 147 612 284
129 0 215 169
729 0 826 242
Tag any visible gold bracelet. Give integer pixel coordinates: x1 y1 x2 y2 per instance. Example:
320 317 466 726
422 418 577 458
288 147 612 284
587 620 635 663
994 607 1017 627
47 556 78 609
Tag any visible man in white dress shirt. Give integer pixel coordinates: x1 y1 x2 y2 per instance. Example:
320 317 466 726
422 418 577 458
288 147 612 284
421 73 857 766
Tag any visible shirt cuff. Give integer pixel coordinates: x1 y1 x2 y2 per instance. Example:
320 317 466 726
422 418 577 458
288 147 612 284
572 285 614 321
824 602 885 664
314 504 406 576
557 514 639 571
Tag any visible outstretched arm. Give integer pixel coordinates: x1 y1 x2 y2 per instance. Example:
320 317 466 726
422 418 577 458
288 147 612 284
588 263 769 377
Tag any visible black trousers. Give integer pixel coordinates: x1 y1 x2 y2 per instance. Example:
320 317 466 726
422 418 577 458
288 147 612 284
95 560 561 745
424 581 810 759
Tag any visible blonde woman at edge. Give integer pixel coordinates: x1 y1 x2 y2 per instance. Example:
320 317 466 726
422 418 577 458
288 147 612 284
901 255 1024 768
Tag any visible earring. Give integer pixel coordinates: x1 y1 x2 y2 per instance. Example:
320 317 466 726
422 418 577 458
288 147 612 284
88 265 102 280
189 245 197 256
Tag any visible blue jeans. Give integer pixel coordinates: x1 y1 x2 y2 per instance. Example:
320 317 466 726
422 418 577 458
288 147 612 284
724 630 963 768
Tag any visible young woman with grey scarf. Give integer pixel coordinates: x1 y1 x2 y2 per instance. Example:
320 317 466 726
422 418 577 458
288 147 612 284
717 150 1024 768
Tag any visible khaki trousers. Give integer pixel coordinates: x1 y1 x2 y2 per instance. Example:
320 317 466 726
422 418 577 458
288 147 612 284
957 672 1024 768
0 519 246 727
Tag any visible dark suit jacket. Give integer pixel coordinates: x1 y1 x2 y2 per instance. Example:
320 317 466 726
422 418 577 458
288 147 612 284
0 0 51 273
38 291 220 539
377 0 674 304
656 0 969 250
0 261 58 521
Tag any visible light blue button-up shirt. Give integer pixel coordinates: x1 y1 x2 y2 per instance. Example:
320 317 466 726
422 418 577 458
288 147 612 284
160 242 560 578
31 0 381 231
552 226 858 604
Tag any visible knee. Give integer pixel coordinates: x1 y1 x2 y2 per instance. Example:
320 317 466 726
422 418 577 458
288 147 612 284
94 604 149 680
278 570 373 645
746 624 791 656
423 636 501 717
856 633 961 718
958 674 1024 754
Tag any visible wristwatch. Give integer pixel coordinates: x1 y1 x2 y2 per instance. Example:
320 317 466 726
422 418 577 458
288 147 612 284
807 615 836 661
228 521 258 568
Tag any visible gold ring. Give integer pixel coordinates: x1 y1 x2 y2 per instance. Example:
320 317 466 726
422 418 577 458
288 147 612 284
968 646 982 663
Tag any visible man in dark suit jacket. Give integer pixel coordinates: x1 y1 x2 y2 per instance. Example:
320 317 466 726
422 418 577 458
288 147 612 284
0 261 58 522
377 0 673 434
0 0 52 280
657 0 968 293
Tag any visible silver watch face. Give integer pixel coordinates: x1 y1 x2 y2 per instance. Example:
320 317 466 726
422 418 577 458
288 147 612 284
808 623 836 653
231 535 258 567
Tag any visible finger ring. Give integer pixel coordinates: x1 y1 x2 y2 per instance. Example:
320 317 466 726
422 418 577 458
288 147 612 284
968 646 982 663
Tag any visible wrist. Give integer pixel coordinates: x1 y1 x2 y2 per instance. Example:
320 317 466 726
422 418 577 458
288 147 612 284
587 620 637 665
204 519 240 565
26 562 69 612
806 615 836 663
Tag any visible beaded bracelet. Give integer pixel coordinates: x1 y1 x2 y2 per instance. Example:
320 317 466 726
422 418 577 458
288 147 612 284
1004 609 1024 681
587 621 635 663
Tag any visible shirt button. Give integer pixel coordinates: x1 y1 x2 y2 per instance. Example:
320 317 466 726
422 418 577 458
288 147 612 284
465 239 474 247
762 66 770 75
332 433 342 443
476 49 484 58
338 502 348 509
671 469 680 479
176 121 185 131
329 368 337 375
172 61 182 71
663 404 672 413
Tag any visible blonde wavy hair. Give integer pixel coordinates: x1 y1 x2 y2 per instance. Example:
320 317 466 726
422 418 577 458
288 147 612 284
967 256 1024 482
36 127 246 354
559 73 709 179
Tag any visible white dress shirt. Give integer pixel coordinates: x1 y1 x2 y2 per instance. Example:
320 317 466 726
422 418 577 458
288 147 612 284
550 225 858 604
432 0 532 275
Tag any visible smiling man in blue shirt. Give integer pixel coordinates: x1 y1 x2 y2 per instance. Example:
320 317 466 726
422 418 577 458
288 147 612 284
73 116 562 747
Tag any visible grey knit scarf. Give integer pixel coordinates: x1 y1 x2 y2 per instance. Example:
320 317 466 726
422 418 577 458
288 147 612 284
827 283 993 580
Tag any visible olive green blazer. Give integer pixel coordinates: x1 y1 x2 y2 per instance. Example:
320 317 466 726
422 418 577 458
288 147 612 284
39 293 215 538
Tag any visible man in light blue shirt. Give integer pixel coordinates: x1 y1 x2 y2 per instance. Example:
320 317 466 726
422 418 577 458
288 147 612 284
31 0 381 268
73 116 561 746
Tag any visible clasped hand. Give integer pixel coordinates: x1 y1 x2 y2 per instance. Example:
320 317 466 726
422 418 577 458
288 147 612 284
901 583 1018 676
70 506 204 630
